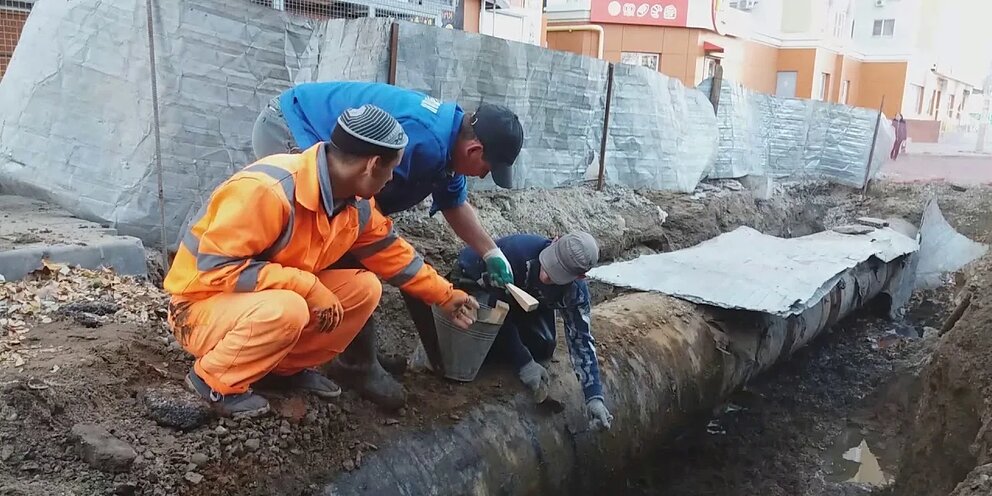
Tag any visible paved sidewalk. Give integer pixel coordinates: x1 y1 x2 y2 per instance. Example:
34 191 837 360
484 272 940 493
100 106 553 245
902 130 992 158
881 154 992 185
0 195 147 281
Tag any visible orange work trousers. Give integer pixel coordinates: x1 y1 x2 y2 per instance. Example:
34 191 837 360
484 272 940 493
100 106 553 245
168 269 381 395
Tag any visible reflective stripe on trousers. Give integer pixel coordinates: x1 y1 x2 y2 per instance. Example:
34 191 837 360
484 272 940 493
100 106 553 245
170 269 381 395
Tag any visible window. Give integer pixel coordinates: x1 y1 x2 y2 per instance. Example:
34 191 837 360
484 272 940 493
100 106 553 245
776 71 797 98
913 85 925 114
832 11 848 39
705 57 720 79
927 90 936 115
620 52 659 71
948 94 955 117
872 19 895 37
819 73 831 101
840 80 850 104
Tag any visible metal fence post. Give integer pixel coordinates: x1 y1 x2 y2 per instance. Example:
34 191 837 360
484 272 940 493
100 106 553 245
144 0 169 272
862 95 885 196
597 63 615 191
708 63 723 114
388 22 399 85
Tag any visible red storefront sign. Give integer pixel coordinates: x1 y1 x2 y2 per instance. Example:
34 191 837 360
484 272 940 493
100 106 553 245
590 0 689 27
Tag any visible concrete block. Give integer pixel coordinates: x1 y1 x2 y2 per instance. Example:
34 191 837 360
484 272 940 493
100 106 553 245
0 195 147 281
0 238 147 281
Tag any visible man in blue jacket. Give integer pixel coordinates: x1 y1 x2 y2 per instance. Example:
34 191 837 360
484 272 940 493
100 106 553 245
446 232 613 431
251 81 524 409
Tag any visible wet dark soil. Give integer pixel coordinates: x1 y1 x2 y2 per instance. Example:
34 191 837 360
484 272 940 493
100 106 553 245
622 298 940 496
617 182 992 496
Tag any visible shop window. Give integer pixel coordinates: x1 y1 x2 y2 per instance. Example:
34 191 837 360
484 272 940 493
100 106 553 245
620 51 659 71
705 57 720 79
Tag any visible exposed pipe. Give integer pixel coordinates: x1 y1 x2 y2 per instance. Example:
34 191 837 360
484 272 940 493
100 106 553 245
546 24 604 59
323 254 914 495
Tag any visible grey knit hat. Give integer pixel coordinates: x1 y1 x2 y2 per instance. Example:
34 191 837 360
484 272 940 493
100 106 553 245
539 232 599 285
331 104 408 155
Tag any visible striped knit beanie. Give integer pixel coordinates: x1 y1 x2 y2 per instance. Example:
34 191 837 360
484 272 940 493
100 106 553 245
330 104 409 156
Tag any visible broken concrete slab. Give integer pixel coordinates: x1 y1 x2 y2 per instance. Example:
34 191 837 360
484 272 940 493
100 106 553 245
0 195 146 282
70 423 137 473
587 226 919 316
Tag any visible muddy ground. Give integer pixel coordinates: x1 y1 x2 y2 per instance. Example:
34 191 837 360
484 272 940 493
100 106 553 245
624 182 992 496
895 250 992 496
0 180 988 495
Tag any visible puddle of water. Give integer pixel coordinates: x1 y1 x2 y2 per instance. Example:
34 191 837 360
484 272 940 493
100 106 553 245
840 439 889 486
823 425 895 487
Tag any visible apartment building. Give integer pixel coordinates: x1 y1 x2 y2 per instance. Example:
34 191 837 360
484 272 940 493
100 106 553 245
545 0 989 140
0 1 32 80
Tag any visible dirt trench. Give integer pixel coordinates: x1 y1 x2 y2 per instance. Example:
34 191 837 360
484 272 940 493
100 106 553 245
893 252 992 496
0 180 974 496
620 182 992 496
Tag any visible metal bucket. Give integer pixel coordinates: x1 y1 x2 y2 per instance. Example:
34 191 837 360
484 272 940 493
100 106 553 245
432 303 505 382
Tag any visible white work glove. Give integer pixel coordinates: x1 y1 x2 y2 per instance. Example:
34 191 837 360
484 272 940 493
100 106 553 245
586 398 613 431
482 248 514 288
517 360 550 403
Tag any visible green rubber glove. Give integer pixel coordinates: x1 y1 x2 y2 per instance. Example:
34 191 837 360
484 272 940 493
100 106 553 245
483 248 514 288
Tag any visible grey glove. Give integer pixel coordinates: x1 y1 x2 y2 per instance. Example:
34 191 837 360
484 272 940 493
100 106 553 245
518 360 551 403
587 398 613 431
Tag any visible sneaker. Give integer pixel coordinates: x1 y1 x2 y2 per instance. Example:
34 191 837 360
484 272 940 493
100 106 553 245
185 370 271 418
256 369 342 399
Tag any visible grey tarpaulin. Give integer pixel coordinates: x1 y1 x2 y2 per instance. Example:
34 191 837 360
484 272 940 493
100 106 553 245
587 225 919 316
915 198 989 289
0 1 893 247
697 78 895 186
296 19 391 85
394 22 611 190
606 63 717 191
0 0 318 245
395 23 717 192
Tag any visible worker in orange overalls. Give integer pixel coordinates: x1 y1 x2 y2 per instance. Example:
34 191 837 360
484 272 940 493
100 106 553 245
164 105 479 418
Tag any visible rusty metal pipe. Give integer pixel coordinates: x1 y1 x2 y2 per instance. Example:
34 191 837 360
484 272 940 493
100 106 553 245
323 255 912 495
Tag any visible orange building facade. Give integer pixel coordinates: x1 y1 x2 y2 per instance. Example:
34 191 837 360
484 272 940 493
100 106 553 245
540 0 972 128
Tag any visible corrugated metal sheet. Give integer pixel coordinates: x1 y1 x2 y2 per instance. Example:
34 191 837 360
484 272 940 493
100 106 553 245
915 198 988 289
698 78 895 186
588 226 919 316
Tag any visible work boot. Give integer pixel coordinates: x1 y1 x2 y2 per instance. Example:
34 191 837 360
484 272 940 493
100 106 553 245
255 369 342 399
185 369 270 418
327 317 407 410
377 352 408 376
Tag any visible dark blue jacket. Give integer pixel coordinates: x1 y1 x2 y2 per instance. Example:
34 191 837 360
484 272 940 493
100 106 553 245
279 82 467 215
457 234 604 402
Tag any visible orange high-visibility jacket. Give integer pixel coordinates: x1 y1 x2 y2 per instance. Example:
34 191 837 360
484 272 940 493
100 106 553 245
164 142 453 308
